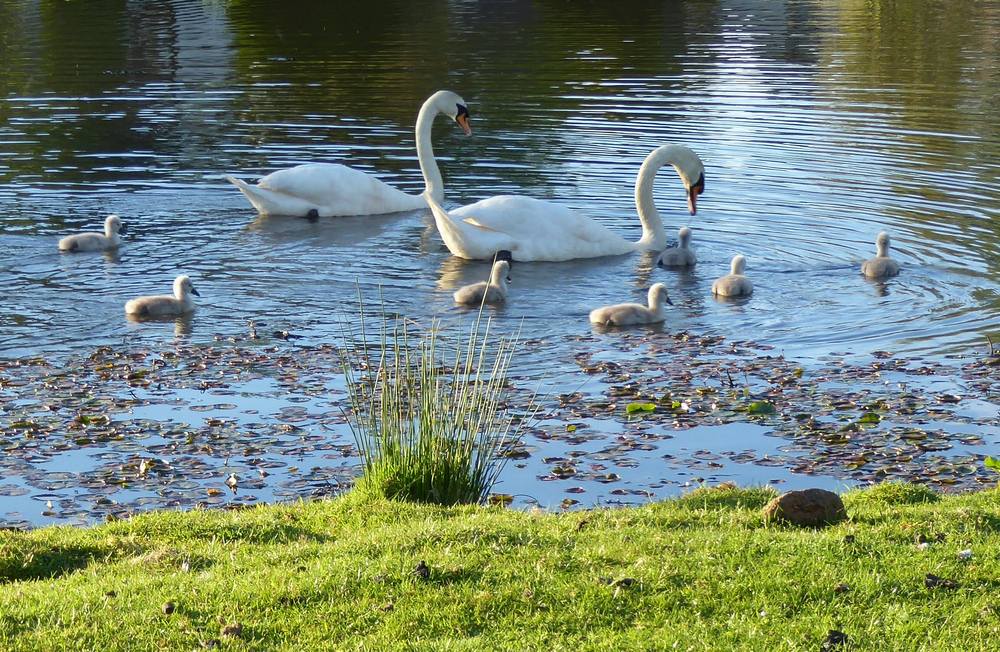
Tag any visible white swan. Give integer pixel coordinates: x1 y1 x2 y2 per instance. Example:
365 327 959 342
712 255 753 297
58 215 124 252
453 259 511 306
125 275 200 318
426 144 705 262
589 283 673 326
226 90 471 217
656 226 696 268
861 231 899 279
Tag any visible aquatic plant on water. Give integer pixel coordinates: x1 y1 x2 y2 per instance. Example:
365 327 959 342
340 304 525 505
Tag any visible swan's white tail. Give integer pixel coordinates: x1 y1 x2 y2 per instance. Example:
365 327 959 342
226 175 316 216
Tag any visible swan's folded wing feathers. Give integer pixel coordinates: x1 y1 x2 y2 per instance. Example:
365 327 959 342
461 217 505 233
452 195 620 243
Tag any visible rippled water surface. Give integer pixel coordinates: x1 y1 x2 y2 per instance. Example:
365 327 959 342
1 0 998 524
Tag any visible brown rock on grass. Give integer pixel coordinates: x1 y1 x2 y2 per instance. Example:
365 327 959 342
762 489 847 526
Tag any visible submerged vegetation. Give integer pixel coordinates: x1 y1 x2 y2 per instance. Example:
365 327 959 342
340 307 525 505
2 485 1000 649
0 323 997 528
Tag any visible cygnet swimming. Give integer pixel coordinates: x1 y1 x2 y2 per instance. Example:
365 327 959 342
712 255 753 297
453 259 511 306
125 275 200 318
58 215 124 252
861 231 899 279
656 226 696 268
589 283 672 326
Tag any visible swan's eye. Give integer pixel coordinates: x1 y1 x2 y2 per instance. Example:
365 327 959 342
456 104 469 118
694 173 705 195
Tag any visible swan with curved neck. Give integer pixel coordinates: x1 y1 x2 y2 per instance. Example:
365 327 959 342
426 144 705 262
589 283 673 326
861 231 899 279
226 90 471 217
712 255 753 297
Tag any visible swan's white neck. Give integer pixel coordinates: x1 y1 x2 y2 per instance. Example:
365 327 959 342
876 242 890 257
635 145 698 251
731 256 746 275
415 99 445 203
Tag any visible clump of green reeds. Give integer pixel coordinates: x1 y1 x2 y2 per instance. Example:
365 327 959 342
340 303 524 506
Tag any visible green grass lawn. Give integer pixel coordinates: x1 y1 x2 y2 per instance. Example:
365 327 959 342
1 484 999 650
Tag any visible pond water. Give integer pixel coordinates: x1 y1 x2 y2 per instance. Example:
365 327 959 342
1 0 998 526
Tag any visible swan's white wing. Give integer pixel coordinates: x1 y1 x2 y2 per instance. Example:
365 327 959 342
239 163 424 216
451 195 632 261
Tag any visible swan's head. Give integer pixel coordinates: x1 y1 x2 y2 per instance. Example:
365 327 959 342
105 214 124 235
730 254 747 275
876 231 891 254
430 90 472 136
174 275 200 299
641 145 705 215
678 226 692 246
494 249 514 266
649 283 673 307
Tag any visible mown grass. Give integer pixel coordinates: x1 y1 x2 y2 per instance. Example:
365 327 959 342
1 484 999 650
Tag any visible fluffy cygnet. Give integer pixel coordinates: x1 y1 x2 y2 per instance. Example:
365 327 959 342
125 275 200 318
656 226 696 268
861 231 899 279
454 260 511 306
589 283 672 326
712 255 753 297
58 215 124 252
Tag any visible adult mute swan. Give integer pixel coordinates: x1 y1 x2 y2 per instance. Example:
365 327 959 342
712 255 753 297
425 144 704 262
125 275 200 318
861 232 899 279
226 90 471 217
58 215 124 252
453 259 511 306
589 283 672 326
656 226 696 268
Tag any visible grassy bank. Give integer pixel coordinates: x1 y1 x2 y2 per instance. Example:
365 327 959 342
1 485 999 650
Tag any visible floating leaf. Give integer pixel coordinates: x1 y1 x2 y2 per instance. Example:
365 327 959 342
985 456 1000 473
747 401 776 415
858 412 881 424
625 402 655 414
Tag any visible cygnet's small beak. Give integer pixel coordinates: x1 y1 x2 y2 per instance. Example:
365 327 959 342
506 275 512 283
118 223 128 235
665 296 674 305
191 287 201 297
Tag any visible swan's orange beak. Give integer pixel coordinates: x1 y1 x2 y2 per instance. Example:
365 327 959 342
456 113 472 136
687 173 705 215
